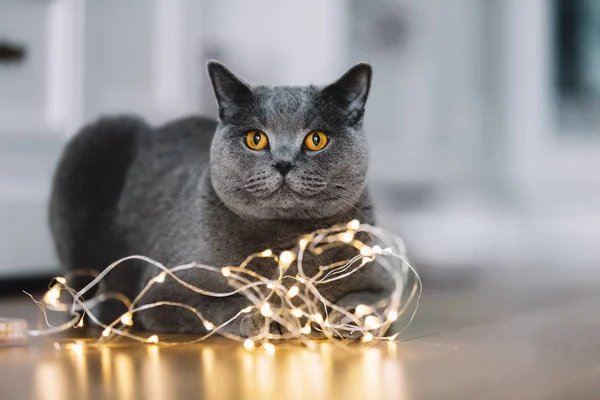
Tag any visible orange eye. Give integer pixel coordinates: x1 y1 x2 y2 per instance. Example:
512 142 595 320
245 131 268 150
304 131 328 151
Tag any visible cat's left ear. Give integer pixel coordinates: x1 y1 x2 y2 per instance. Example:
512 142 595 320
206 60 253 121
322 63 372 114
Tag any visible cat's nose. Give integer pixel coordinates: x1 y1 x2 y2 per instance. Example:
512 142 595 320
273 161 294 176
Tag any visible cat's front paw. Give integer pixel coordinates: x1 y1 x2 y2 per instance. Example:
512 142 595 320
239 311 282 338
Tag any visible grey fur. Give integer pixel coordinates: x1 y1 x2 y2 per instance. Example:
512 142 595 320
49 61 393 336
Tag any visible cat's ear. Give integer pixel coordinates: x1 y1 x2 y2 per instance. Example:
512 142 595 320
322 63 372 114
206 60 253 121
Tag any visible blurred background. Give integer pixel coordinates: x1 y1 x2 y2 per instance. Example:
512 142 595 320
1 0 599 283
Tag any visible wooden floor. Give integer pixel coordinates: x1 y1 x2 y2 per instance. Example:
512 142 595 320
1 267 599 400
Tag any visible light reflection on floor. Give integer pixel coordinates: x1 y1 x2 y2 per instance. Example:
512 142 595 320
30 339 407 400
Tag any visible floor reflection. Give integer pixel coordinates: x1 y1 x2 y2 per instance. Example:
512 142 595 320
45 339 407 400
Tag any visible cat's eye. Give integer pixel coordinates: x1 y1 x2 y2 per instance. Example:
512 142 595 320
245 131 269 150
304 131 328 151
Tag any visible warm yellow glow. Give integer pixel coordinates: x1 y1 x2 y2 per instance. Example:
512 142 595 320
66 342 83 355
364 315 380 330
287 286 299 298
339 231 354 243
347 219 360 230
260 303 273 317
299 238 309 250
27 220 421 349
44 286 60 306
279 251 295 268
387 310 398 322
263 342 275 355
360 246 372 256
120 313 133 326
291 308 303 318
154 272 166 283
312 313 323 324
243 339 255 351
355 304 372 318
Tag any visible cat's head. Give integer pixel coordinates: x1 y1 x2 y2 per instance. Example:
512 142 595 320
207 60 372 220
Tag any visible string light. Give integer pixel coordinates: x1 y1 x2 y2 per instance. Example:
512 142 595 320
291 308 303 318
25 222 421 350
287 286 299 298
261 249 273 257
355 305 371 318
44 286 60 306
260 303 273 317
120 313 133 326
243 339 255 351
347 219 360 231
278 251 295 268
154 272 166 283
339 231 354 243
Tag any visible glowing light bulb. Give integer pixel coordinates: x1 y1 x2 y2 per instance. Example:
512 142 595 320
44 287 60 306
241 306 252 313
287 286 299 298
360 246 372 256
291 308 303 318
267 282 275 289
300 325 311 334
340 231 354 243
279 251 295 268
147 335 159 344
204 321 214 331
55 276 67 285
120 313 133 326
312 313 323 324
154 272 166 283
364 315 381 330
102 328 111 337
347 219 360 230
260 303 273 317
243 339 255 351
299 238 308 250
76 317 84 328
263 342 275 355
261 249 273 257
362 332 374 343
221 267 231 277
355 304 372 318
387 310 398 322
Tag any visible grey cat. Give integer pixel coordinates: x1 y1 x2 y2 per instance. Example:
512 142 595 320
49 61 393 336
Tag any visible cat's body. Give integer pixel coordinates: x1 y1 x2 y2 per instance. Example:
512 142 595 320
49 61 393 336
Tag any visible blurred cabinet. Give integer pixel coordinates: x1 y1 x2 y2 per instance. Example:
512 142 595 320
0 0 205 278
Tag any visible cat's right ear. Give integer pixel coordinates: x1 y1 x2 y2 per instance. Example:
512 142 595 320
206 60 253 121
